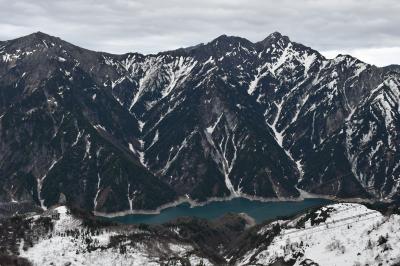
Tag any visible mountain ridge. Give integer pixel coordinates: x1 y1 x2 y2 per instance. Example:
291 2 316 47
1 31 369 64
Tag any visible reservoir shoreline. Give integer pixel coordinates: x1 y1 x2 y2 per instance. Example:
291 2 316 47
94 188 373 219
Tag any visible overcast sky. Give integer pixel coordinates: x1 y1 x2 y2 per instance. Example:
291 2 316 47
1 0 399 66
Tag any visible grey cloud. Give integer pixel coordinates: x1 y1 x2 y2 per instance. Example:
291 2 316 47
0 0 399 65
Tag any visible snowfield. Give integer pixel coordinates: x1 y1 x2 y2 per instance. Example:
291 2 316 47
240 203 400 266
17 203 400 265
20 206 212 266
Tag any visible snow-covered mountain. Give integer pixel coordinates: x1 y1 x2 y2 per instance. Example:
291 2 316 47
0 32 399 213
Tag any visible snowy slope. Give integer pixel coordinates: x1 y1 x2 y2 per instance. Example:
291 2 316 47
19 206 212 266
13 203 400 265
238 203 400 266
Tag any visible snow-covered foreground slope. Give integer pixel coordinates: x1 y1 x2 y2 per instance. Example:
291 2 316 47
238 203 400 266
19 206 212 266
11 203 400 265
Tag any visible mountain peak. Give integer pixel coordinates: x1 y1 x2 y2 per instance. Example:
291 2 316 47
31 31 52 38
166 34 254 57
210 34 252 45
19 31 57 42
256 31 290 49
0 31 82 57
333 53 367 66
266 31 289 41
9 31 63 48
268 31 284 39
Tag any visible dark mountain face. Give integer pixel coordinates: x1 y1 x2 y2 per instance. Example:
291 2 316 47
0 32 399 213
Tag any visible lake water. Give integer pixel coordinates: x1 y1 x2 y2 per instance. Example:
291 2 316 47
107 198 332 224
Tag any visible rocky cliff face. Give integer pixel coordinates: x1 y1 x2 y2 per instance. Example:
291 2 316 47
0 32 399 212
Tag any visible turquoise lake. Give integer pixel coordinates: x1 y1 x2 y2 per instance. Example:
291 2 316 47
107 198 332 224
